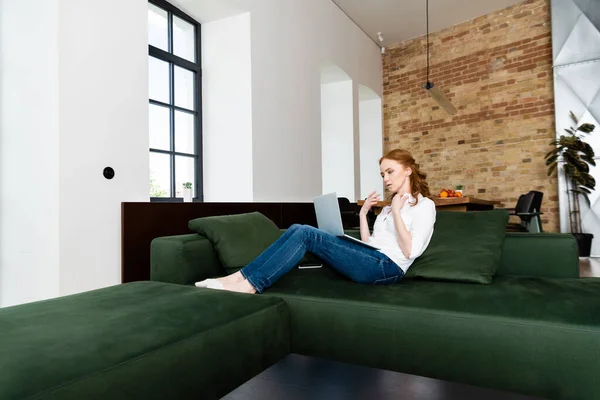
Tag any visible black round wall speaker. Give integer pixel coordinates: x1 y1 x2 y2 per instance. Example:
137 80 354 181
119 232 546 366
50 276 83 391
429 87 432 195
103 167 115 180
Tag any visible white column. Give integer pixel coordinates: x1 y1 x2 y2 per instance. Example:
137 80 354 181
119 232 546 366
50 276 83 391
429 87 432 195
320 80 355 200
359 85 383 199
57 0 149 296
0 0 60 307
202 13 253 202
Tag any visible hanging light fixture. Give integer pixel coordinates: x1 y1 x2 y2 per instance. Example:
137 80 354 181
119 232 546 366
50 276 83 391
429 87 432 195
423 0 457 115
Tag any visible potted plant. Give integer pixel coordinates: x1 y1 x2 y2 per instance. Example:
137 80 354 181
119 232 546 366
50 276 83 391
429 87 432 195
545 111 596 256
182 182 193 203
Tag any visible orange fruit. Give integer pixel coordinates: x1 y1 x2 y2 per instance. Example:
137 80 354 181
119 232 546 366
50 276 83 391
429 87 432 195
439 190 448 198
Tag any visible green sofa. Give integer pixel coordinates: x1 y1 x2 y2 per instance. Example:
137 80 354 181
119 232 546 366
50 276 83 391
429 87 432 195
1 212 599 400
149 224 600 400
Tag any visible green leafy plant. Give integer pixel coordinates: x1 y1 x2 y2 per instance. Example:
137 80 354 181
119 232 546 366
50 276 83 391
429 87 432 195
455 185 464 190
545 111 596 233
149 171 167 198
182 182 192 189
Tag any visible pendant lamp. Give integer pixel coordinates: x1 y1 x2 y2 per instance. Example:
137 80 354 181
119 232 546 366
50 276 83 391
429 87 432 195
423 0 457 115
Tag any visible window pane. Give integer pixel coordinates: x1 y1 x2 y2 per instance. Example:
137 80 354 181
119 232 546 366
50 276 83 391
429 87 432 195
150 152 171 197
149 56 170 103
175 156 195 198
173 16 195 62
149 104 171 151
148 3 168 51
175 110 194 154
174 66 194 110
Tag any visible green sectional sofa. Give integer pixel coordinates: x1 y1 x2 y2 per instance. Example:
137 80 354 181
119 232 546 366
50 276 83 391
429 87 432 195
1 211 598 400
148 213 600 400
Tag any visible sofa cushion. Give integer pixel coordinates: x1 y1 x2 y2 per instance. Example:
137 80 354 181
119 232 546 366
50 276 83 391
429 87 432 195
188 212 282 274
404 210 509 284
0 281 290 400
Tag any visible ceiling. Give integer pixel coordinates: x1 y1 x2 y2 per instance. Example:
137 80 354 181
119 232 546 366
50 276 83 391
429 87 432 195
331 0 524 46
171 0 249 23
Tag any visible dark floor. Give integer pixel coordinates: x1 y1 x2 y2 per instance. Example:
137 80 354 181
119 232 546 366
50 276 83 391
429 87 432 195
579 257 600 277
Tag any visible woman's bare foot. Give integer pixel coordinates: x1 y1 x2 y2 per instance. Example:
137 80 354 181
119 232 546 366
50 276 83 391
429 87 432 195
221 279 257 294
195 272 244 288
195 273 255 293
218 271 245 284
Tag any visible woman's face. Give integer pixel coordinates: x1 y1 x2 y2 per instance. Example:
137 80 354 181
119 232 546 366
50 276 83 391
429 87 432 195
380 159 411 194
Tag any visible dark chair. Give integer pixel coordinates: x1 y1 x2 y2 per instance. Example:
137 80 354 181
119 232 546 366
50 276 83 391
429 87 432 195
505 191 544 233
338 197 361 229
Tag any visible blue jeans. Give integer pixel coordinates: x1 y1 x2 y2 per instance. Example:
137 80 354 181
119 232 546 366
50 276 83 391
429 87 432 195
240 224 404 293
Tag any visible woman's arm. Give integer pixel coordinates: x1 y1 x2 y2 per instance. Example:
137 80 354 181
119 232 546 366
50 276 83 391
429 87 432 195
391 208 412 258
392 199 436 259
359 213 371 242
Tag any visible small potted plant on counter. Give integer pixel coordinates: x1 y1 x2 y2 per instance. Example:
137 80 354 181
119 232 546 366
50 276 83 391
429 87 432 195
182 182 193 203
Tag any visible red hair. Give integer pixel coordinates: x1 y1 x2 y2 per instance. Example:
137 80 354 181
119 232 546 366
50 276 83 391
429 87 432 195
379 149 431 205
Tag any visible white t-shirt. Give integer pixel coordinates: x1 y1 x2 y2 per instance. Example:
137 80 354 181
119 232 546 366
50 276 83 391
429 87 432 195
367 193 436 273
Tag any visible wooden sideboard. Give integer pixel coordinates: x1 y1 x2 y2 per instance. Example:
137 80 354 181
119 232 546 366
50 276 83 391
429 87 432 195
433 197 502 211
357 197 502 213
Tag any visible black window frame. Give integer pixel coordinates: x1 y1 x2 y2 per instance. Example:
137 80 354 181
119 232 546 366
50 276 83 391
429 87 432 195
148 0 203 202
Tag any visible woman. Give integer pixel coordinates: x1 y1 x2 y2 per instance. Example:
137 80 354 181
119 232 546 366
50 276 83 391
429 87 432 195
196 149 436 293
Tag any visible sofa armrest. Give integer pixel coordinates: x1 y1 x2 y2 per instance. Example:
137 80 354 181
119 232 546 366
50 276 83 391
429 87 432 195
497 233 579 278
150 234 223 285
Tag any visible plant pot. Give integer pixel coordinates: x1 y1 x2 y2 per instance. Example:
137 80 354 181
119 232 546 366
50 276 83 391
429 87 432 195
573 233 593 257
183 188 193 203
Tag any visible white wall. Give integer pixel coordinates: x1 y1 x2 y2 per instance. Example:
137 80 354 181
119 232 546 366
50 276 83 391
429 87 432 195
57 0 149 296
0 0 61 307
321 81 355 200
175 0 382 203
248 0 382 202
0 0 149 306
359 86 384 200
202 13 253 202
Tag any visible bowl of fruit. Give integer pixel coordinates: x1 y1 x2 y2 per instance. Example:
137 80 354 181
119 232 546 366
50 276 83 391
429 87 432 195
438 188 463 198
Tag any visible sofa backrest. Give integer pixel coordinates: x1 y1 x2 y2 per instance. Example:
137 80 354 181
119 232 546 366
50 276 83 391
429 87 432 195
150 229 579 286
344 229 578 279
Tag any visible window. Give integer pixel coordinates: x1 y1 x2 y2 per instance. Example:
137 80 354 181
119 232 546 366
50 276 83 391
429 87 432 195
148 0 202 201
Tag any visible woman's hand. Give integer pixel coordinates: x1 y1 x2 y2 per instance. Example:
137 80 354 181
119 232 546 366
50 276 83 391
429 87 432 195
360 191 381 216
391 193 409 215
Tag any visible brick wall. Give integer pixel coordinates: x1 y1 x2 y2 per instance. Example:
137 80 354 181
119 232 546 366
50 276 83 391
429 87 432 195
382 0 558 231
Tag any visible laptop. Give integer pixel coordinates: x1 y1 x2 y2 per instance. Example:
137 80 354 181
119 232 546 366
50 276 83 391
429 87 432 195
313 192 380 250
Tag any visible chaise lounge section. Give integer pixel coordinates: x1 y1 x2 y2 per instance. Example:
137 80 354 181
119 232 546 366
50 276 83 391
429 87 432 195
0 282 289 399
